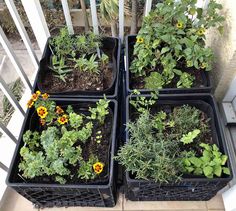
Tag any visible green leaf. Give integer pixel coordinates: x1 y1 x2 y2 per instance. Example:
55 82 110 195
221 155 228 165
197 8 203 19
173 69 182 76
218 26 224 35
186 166 194 173
184 158 191 167
223 167 230 175
194 167 203 175
161 47 170 55
203 166 213 177
189 157 202 167
214 165 222 177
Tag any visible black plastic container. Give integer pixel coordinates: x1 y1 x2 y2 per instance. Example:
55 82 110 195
125 35 212 95
6 99 118 208
124 93 232 201
37 37 121 98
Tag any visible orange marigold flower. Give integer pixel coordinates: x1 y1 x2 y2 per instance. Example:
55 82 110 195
31 93 39 102
36 90 41 96
27 99 34 108
136 37 144 43
39 118 46 126
56 106 64 114
58 115 68 124
93 162 104 174
37 106 48 119
42 93 49 100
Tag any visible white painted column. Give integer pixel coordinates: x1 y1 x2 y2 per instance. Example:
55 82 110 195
119 0 124 42
144 0 152 16
90 0 99 35
5 0 39 70
21 0 50 53
61 0 74 34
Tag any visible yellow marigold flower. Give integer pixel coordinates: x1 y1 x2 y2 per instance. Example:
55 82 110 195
200 62 207 69
39 118 46 126
186 61 192 67
197 28 205 36
37 106 48 119
93 162 104 174
136 37 144 43
42 93 49 100
36 90 41 96
57 115 68 124
27 99 34 108
56 106 64 115
31 93 39 102
176 21 184 29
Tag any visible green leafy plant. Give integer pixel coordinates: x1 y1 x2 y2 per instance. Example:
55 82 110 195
89 96 110 124
50 55 72 82
181 143 230 178
69 113 83 129
144 72 164 89
78 155 98 180
180 129 200 145
74 32 101 55
50 27 74 58
130 0 224 89
130 90 158 113
176 72 195 88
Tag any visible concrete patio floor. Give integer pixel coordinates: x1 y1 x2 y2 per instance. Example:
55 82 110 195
0 187 225 211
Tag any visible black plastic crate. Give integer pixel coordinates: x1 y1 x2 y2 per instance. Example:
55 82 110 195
6 99 118 208
124 93 232 201
36 37 121 99
125 35 212 95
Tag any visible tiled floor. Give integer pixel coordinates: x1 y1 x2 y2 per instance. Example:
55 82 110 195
0 188 225 211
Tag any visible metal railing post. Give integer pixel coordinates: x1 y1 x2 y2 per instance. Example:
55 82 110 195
0 122 17 144
0 26 32 91
5 0 39 70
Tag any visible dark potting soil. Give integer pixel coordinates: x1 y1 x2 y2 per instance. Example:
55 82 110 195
41 48 114 93
17 109 113 185
42 64 113 93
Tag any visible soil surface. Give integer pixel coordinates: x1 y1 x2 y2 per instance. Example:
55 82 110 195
42 63 113 93
41 44 115 93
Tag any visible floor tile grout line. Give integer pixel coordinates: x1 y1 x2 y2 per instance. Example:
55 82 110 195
122 193 124 211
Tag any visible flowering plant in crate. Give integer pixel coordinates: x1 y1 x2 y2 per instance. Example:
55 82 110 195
129 0 224 90
19 91 112 184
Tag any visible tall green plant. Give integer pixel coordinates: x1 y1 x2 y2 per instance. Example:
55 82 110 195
130 0 225 89
100 0 119 36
